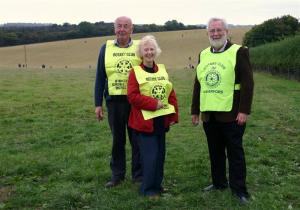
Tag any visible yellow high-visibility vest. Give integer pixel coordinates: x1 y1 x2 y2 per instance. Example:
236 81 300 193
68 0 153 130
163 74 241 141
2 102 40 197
105 40 141 95
133 64 175 120
196 44 241 111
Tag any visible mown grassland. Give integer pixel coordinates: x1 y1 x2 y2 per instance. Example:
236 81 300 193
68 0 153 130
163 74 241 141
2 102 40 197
0 27 249 69
0 68 299 209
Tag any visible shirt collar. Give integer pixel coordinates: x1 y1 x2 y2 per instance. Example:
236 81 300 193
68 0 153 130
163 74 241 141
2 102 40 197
141 62 158 72
114 38 133 48
212 40 228 53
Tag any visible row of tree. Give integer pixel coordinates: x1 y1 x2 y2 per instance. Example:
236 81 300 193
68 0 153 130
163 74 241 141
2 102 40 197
243 15 300 47
0 20 204 47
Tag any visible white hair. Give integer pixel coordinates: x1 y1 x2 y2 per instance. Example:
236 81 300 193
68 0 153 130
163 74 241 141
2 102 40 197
137 35 162 58
207 17 228 30
114 16 133 28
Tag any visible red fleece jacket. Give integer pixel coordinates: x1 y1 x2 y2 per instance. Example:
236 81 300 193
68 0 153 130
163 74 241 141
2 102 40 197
127 63 179 133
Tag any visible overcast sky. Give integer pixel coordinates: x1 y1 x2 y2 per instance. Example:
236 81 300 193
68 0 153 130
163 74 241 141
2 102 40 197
1 0 299 25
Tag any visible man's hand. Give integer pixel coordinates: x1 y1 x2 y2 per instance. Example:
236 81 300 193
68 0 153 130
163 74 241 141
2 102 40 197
192 114 200 126
236 112 248 125
95 106 104 121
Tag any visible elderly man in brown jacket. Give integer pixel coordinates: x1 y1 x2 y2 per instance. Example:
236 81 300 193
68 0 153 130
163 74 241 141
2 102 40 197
191 17 254 204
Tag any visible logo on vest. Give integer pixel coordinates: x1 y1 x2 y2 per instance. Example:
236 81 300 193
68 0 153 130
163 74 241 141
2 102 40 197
151 84 166 100
205 70 221 88
115 59 133 75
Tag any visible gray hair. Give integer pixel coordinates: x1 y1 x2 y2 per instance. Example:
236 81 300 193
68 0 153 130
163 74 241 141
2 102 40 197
114 16 133 28
207 18 228 30
137 35 162 58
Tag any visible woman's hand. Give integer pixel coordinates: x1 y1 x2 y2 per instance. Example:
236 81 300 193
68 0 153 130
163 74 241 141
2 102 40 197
156 100 164 110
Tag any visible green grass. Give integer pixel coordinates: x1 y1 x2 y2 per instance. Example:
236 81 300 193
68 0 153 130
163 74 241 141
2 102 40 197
0 68 299 209
250 35 300 77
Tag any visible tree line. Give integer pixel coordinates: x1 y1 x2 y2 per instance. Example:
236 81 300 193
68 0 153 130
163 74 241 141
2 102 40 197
0 20 204 47
243 15 299 47
245 15 300 80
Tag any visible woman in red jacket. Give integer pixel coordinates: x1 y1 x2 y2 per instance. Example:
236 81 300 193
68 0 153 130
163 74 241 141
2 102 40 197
127 35 179 197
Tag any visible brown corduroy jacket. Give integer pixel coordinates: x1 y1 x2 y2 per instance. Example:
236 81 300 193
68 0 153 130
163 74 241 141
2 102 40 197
191 41 254 122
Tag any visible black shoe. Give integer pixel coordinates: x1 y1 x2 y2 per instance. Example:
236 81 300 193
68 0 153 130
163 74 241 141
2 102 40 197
159 187 169 194
203 184 227 192
234 193 250 205
132 176 143 184
105 179 122 188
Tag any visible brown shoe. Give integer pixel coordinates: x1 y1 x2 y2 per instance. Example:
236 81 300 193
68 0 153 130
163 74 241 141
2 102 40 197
105 180 122 188
148 194 160 200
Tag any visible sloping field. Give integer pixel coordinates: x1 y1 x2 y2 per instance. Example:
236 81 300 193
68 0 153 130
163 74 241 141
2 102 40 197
0 28 249 69
0 68 299 209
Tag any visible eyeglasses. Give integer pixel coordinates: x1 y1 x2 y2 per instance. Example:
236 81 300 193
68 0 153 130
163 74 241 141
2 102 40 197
208 28 225 34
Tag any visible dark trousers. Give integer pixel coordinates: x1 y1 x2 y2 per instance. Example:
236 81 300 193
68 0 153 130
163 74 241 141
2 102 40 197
203 121 249 196
106 101 142 181
137 132 166 196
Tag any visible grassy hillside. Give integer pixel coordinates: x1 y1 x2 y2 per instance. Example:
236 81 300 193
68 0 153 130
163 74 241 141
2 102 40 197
250 35 300 80
0 68 299 209
0 28 249 69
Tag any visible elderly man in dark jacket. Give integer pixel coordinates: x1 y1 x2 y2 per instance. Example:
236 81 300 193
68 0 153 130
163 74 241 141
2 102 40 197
191 17 254 204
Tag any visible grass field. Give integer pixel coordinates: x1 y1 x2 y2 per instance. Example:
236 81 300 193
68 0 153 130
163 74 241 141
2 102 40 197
0 67 299 209
0 27 249 70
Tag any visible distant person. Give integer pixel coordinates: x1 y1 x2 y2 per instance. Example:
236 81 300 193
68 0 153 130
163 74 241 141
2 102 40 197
191 17 254 204
127 35 178 197
94 16 142 188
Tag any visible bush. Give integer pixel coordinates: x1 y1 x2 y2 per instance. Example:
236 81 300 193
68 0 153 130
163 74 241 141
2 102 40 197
243 15 299 47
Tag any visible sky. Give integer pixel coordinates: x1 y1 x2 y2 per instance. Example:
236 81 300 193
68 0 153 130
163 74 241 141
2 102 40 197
1 0 299 25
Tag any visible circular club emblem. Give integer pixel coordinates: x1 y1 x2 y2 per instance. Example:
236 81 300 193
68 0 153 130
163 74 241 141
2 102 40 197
205 70 221 88
115 59 132 74
151 84 166 100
